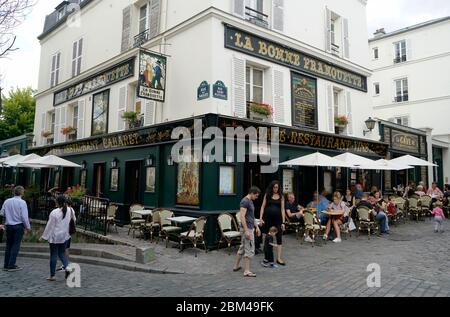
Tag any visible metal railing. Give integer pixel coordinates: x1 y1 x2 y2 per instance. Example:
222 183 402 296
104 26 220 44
77 196 110 236
394 55 407 64
134 29 150 48
331 43 340 55
394 94 409 103
245 6 269 29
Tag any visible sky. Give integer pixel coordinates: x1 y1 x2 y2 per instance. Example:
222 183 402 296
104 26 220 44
1 0 450 93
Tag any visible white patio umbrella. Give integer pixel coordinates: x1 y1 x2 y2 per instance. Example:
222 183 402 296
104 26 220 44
391 155 438 188
280 152 352 204
3 154 42 167
0 154 23 166
334 153 376 190
19 155 81 169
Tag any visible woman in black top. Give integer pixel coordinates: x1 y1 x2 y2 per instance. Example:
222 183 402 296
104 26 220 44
259 181 286 266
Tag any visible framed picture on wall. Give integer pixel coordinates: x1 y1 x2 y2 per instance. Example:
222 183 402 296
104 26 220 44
110 168 119 192
176 154 200 207
282 169 295 194
145 167 156 193
219 165 235 196
91 90 110 136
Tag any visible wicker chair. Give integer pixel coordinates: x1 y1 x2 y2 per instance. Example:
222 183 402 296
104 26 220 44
408 197 421 222
394 197 407 223
128 204 145 238
179 217 208 257
159 210 182 248
285 216 304 241
218 213 241 255
141 209 162 242
420 195 433 219
106 204 119 233
301 211 326 247
357 206 378 240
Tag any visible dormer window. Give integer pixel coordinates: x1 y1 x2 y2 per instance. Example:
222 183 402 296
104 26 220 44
57 7 66 21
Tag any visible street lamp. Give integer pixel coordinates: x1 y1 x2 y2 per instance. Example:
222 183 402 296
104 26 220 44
111 158 118 168
363 117 377 136
145 155 154 167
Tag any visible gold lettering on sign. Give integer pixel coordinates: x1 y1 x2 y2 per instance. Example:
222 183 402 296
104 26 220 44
235 32 254 51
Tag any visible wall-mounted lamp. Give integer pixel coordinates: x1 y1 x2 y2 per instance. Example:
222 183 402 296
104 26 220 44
111 158 119 168
81 161 87 170
226 154 234 163
145 155 154 167
167 155 174 166
363 117 377 136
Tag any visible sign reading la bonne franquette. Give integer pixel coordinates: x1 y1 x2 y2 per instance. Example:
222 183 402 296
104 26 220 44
225 25 368 92
138 50 167 102
54 58 135 106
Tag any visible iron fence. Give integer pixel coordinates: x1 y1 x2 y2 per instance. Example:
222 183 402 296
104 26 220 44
77 196 110 236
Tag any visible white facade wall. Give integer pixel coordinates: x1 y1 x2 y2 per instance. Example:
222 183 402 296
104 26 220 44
34 0 375 150
369 18 450 185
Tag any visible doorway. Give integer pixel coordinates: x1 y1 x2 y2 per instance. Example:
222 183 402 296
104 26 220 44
124 160 143 205
93 163 106 197
61 168 75 192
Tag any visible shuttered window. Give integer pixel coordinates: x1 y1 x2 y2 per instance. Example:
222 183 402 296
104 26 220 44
121 5 132 52
50 52 61 88
232 56 247 118
72 38 83 77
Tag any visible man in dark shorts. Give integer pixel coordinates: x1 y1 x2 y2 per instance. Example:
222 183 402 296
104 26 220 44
233 187 261 278
285 193 305 225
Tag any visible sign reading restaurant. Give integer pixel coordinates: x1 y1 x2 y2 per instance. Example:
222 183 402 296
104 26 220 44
54 57 135 106
225 25 367 92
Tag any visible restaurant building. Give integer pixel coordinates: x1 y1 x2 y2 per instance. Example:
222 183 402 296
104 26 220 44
369 17 450 189
30 0 387 244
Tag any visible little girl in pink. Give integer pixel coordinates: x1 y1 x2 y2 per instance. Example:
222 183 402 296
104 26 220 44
431 202 445 233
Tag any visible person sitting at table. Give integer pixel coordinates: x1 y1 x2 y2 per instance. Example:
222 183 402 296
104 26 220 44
415 185 426 197
323 192 350 243
427 182 444 200
285 193 305 224
387 196 398 217
343 189 356 208
354 184 364 200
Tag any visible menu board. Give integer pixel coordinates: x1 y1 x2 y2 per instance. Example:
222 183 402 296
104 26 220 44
283 169 295 194
291 72 318 129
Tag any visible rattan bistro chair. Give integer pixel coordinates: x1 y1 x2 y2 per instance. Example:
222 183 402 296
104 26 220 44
179 217 208 257
394 197 407 223
159 210 182 248
357 206 378 240
420 195 433 219
128 204 145 238
106 204 119 233
218 213 241 255
142 209 162 242
408 197 421 222
301 211 326 247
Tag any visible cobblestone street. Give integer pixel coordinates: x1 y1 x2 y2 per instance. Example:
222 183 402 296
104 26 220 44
1 220 449 297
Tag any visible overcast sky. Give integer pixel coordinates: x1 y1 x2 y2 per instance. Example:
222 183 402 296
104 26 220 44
1 0 449 93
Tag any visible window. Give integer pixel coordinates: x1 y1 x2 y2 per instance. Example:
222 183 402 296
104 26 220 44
244 0 268 28
394 40 407 63
91 90 110 136
373 47 379 60
394 78 408 102
72 38 83 77
327 10 342 56
246 0 263 12
390 116 410 127
57 7 66 21
374 83 380 95
246 66 264 103
50 112 56 134
139 4 149 34
333 90 340 118
50 52 61 87
72 105 79 129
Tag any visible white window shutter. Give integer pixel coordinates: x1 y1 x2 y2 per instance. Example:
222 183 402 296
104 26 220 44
327 85 334 133
233 0 245 18
54 108 61 144
343 18 350 59
272 0 284 32
273 69 285 124
325 7 332 52
117 86 127 131
232 56 247 118
77 99 85 140
121 5 132 52
40 113 46 146
149 0 161 39
143 100 156 126
345 91 353 136
60 106 67 143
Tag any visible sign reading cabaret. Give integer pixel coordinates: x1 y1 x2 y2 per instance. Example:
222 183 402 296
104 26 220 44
54 58 135 106
219 118 388 157
138 50 167 102
225 25 367 92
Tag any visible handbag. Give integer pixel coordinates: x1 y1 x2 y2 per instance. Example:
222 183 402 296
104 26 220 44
69 208 76 235
348 218 357 232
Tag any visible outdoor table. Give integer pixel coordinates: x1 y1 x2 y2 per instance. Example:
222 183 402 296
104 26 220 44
321 210 345 216
167 216 198 225
132 210 153 224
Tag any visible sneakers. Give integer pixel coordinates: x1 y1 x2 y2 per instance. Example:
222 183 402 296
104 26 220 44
56 265 65 273
261 262 279 269
270 263 279 269
332 238 342 243
261 261 270 268
305 236 314 243
6 266 23 272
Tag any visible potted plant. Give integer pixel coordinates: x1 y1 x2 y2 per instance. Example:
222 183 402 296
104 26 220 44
335 116 349 128
41 131 54 138
122 111 142 129
68 185 86 205
61 126 77 136
248 102 273 122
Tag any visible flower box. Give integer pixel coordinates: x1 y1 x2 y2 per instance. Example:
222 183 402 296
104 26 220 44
248 102 273 122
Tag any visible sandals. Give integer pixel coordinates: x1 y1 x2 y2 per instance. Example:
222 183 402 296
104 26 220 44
244 272 257 278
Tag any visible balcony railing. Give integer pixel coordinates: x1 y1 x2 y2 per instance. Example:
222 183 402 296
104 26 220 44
134 29 151 48
394 94 409 103
245 7 269 29
394 55 407 64
331 43 340 55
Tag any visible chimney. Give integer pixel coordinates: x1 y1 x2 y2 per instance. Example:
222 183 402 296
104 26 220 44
373 28 386 38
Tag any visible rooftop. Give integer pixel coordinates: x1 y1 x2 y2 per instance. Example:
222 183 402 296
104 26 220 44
369 16 450 42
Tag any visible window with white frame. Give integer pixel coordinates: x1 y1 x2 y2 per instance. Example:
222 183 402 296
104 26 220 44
50 112 56 134
394 78 408 102
390 116 410 127
394 40 407 63
374 83 380 95
72 38 83 77
246 66 264 103
50 52 61 87
139 3 149 34
373 47 379 60
72 105 79 130
333 89 341 118
330 14 340 55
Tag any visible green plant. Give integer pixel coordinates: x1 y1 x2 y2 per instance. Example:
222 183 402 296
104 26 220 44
122 111 138 121
24 186 41 201
249 102 273 117
68 185 86 200
335 116 349 126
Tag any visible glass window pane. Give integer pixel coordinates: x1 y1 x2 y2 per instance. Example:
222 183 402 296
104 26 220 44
246 67 251 84
253 87 263 102
246 83 251 101
253 69 263 86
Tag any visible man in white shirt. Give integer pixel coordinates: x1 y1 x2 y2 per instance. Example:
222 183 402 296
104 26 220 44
0 186 31 272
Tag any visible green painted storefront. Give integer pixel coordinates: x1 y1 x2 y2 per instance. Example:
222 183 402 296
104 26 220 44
29 114 388 248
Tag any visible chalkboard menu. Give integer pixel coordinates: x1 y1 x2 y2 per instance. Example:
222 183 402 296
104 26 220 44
291 72 318 129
